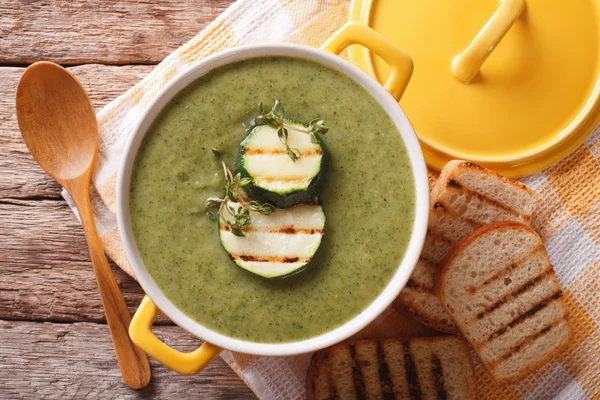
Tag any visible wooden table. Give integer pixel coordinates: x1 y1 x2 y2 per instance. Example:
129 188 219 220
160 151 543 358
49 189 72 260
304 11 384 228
0 1 257 398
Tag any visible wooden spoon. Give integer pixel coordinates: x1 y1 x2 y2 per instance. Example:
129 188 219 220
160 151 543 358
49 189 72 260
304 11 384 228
16 62 151 390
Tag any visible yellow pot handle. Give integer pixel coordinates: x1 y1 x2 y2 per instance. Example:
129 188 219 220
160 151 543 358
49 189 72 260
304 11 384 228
452 0 526 83
322 22 413 100
129 296 223 376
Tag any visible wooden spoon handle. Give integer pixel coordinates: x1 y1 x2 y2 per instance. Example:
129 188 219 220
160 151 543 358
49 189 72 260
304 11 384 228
74 190 151 390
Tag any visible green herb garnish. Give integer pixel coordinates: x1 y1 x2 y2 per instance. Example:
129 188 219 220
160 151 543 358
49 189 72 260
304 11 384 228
204 161 275 237
245 100 328 162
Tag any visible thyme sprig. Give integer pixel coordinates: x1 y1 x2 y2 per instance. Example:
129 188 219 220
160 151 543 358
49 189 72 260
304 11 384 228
245 100 328 162
204 161 275 237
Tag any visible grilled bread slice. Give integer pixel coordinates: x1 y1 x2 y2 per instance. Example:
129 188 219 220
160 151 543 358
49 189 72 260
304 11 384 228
436 222 571 382
307 337 477 400
396 161 536 333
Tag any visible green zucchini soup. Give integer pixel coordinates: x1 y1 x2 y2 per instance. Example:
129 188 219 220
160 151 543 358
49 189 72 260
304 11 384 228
129 57 415 343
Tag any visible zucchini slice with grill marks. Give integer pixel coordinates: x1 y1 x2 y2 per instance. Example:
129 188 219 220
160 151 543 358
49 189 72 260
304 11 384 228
219 202 325 278
236 121 329 208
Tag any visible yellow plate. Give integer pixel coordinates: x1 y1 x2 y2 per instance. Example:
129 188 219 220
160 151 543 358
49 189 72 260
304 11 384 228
349 0 600 177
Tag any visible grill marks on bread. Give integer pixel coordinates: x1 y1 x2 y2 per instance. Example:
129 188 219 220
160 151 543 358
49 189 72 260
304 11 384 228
434 185 524 226
431 355 447 400
491 318 564 366
402 341 421 399
396 160 536 333
349 344 367 399
406 260 437 291
488 291 563 342
307 337 477 400
473 269 555 321
469 245 546 293
436 222 571 382
376 342 395 400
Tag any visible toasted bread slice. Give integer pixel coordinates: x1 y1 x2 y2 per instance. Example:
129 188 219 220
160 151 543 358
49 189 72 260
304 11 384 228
307 336 477 400
436 222 571 382
397 161 536 333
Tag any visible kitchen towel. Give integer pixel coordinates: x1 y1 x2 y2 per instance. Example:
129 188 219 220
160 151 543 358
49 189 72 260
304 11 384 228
62 0 600 398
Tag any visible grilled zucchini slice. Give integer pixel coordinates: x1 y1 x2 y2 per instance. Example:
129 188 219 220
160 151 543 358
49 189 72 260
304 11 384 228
219 202 325 278
236 122 329 208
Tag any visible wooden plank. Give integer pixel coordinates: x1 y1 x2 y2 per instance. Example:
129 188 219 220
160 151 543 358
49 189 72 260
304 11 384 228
0 198 175 323
0 320 256 399
0 65 152 199
0 0 233 65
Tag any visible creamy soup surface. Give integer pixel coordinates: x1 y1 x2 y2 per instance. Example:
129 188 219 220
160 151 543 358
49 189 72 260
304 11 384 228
130 57 415 343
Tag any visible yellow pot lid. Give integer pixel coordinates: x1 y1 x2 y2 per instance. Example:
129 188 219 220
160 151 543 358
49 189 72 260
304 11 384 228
349 0 600 177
